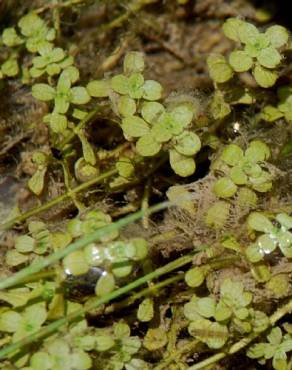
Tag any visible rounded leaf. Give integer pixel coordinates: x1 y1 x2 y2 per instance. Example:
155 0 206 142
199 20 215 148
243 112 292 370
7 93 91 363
63 250 89 276
111 74 129 95
143 80 163 101
230 166 248 185
87 80 110 97
247 212 274 233
213 177 237 198
95 272 115 296
245 140 271 162
238 21 259 44
15 235 35 253
229 50 253 72
169 149 196 177
222 18 244 42
174 131 201 156
136 133 161 156
220 144 244 166
265 25 289 48
117 96 136 117
124 51 145 74
70 87 91 105
141 102 164 124
253 64 278 88
185 267 205 287
207 54 233 83
32 83 55 101
122 116 150 138
257 47 281 69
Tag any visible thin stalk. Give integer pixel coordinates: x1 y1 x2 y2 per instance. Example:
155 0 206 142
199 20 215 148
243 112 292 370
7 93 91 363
105 273 184 314
0 201 169 291
0 253 193 359
189 298 292 370
58 107 100 151
0 168 117 231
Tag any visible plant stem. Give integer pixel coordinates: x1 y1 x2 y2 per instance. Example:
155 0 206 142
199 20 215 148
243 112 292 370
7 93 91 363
0 201 170 291
0 168 117 231
188 298 292 370
58 107 100 151
105 273 184 314
0 253 193 359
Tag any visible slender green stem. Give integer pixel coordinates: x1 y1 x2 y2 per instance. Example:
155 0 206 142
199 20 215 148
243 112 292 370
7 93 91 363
58 107 100 151
0 168 117 231
0 253 193 359
189 298 292 370
0 201 169 291
105 273 184 314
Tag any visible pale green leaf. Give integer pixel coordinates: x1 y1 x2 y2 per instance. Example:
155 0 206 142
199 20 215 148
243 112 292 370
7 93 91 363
265 25 289 48
87 80 110 97
169 149 196 177
122 116 150 138
32 83 55 101
253 64 278 88
207 54 233 83
136 133 162 156
213 177 237 198
229 50 253 72
137 298 154 322
143 80 163 101
174 131 201 156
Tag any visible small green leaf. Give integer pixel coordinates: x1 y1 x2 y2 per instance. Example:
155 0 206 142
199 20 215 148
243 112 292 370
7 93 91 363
78 132 96 165
257 47 281 69
141 102 164 124
28 168 47 196
207 54 233 83
1 58 19 77
95 335 115 352
117 96 136 117
247 212 274 233
213 177 237 198
87 80 110 97
32 83 55 101
220 144 244 166
143 80 163 101
230 166 248 185
265 25 289 48
70 86 91 105
2 27 23 47
185 267 205 287
136 133 161 156
169 149 196 177
245 140 270 162
229 50 253 72
266 274 289 298
137 298 154 322
205 201 230 229
111 74 129 95
246 243 264 262
95 272 115 296
238 21 259 44
63 251 89 276
195 297 216 318
124 51 145 75
253 64 278 88
174 131 201 156
122 116 150 138
15 235 35 253
143 328 167 351
116 157 135 178
188 319 228 349
260 105 283 122
222 18 244 42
